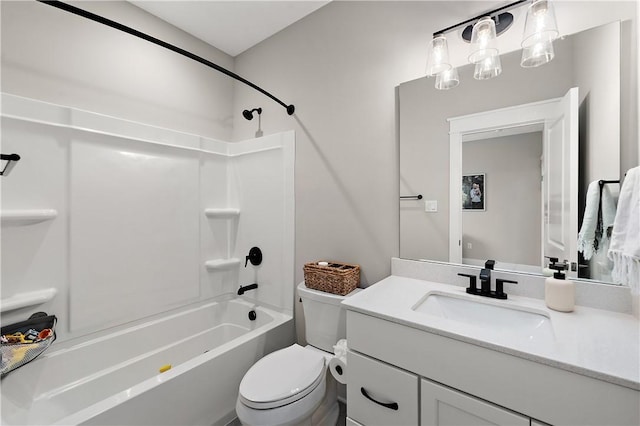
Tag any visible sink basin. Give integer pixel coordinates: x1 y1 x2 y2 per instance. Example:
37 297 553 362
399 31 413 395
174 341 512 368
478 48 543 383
412 292 554 345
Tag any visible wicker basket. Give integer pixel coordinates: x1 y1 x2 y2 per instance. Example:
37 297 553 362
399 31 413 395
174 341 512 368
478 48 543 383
303 261 360 295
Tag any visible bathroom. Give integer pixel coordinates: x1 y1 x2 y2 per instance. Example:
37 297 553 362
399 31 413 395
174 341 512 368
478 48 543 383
1 0 638 425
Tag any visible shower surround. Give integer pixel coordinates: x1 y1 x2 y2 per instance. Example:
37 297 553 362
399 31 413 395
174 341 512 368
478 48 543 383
0 93 295 424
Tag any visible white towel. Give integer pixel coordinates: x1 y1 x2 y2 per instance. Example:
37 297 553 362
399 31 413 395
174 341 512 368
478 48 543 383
578 181 617 260
601 184 617 239
578 181 600 260
608 167 640 294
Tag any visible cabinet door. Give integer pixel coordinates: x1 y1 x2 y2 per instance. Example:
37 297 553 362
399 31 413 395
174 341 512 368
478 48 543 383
421 379 529 426
346 417 365 426
347 351 419 425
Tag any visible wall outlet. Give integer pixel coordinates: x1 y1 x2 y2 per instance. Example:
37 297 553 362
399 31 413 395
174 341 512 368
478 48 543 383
424 200 438 212
467 242 473 249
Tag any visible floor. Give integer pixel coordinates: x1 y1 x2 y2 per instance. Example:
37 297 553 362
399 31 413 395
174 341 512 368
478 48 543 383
337 400 347 425
226 417 241 426
228 401 346 425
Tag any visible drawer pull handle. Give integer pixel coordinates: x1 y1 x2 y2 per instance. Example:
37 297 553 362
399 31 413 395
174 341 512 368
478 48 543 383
360 387 399 411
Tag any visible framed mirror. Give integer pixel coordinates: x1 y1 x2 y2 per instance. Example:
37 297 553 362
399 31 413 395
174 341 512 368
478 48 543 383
399 20 633 285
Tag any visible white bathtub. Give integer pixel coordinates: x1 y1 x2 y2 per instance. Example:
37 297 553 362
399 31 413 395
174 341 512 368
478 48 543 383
1 298 294 425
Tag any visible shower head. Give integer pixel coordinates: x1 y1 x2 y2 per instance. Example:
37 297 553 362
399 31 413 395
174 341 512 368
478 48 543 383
242 108 262 121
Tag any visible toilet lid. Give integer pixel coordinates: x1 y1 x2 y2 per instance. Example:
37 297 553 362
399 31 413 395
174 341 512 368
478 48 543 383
239 344 326 409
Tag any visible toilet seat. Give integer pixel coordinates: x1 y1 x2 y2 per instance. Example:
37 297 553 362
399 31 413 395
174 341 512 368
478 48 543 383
238 344 326 410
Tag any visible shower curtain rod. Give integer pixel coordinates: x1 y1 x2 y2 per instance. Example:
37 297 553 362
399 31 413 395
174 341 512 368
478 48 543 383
36 0 296 116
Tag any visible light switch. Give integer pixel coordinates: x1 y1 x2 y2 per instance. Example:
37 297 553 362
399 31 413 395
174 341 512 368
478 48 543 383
424 200 438 212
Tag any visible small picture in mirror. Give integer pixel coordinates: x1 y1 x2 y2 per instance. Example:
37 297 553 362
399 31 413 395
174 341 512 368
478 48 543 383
462 174 485 211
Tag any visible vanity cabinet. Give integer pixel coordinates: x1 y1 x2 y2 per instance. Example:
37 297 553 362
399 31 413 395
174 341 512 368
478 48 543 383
346 347 530 426
346 310 639 426
421 378 528 426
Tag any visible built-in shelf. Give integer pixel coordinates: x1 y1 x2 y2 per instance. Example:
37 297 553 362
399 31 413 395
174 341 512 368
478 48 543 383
204 208 240 219
0 288 58 313
205 258 241 271
1 209 58 226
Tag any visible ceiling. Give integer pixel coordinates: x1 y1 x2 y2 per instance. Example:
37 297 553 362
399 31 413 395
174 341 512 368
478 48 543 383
129 1 517 62
128 1 613 66
130 1 331 57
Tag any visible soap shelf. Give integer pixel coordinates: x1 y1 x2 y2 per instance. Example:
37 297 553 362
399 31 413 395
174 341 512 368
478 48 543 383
204 209 240 268
204 208 240 219
0 288 58 313
205 258 241 271
1 209 58 226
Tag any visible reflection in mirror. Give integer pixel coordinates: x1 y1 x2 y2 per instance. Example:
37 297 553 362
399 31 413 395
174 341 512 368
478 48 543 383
448 89 579 277
399 20 633 285
462 130 543 273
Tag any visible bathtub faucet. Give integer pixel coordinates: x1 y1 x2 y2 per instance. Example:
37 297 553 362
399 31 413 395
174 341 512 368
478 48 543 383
238 283 258 295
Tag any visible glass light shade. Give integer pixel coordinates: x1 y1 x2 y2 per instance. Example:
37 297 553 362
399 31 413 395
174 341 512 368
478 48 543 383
426 35 452 76
522 0 559 48
521 38 555 67
474 54 502 80
468 17 499 64
435 67 460 90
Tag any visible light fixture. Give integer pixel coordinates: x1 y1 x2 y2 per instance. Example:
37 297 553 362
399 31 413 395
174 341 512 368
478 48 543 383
521 0 559 48
521 0 559 67
468 17 498 64
461 12 514 42
426 35 452 76
426 0 559 90
435 67 460 90
520 38 554 67
474 54 502 80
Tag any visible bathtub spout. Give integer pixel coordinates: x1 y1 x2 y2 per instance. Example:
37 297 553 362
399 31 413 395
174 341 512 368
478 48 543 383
238 283 258 295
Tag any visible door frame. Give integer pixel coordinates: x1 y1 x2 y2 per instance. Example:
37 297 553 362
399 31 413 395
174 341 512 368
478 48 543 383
448 89 578 271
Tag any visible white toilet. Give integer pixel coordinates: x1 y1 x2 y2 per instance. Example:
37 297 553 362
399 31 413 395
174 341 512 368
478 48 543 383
235 281 360 426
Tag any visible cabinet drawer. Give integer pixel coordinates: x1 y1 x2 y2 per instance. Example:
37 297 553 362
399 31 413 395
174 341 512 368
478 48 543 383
421 378 529 426
347 350 419 425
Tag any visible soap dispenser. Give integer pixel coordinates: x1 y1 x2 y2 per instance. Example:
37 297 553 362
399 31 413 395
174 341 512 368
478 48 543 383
544 257 575 312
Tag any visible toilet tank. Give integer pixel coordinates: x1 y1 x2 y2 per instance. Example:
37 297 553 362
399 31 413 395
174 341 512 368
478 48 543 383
297 281 361 352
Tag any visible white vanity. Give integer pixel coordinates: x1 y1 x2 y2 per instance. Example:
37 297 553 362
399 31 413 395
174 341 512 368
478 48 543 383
342 272 639 426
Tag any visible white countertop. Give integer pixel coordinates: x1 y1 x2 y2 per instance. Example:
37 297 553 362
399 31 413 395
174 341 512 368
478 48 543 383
342 275 640 390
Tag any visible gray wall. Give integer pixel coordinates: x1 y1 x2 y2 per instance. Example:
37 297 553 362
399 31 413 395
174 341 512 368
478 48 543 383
1 1 234 140
4 0 633 291
231 1 440 288
227 1 637 342
1 1 637 342
573 22 621 200
462 133 543 266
